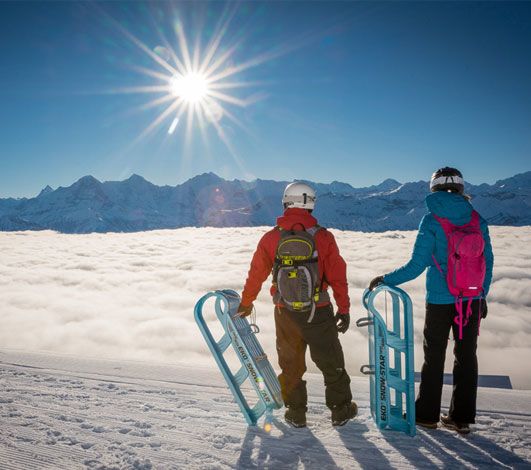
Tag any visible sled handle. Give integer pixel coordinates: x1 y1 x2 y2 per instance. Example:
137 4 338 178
360 364 374 375
356 317 373 328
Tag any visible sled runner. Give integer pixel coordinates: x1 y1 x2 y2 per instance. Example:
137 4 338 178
357 285 416 436
194 289 283 426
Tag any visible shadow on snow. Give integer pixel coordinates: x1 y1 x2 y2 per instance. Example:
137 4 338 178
237 417 529 469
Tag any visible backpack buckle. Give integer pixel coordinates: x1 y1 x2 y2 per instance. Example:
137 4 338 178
292 302 304 310
282 259 293 266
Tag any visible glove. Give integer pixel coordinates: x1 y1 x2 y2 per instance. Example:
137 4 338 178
369 275 385 291
335 312 350 334
237 302 254 317
481 299 488 319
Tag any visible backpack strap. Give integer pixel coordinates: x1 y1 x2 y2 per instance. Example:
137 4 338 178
434 211 479 229
469 210 480 227
276 224 322 235
431 214 448 276
432 213 454 232
307 225 329 298
306 224 322 237
454 296 474 340
432 254 444 276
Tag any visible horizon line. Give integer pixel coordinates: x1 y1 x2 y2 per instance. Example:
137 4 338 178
3 169 530 200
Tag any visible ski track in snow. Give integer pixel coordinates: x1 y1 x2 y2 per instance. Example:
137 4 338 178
0 351 529 469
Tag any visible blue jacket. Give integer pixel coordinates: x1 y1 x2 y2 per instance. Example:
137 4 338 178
383 192 494 304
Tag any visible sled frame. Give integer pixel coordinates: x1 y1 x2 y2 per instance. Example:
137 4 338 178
194 289 283 426
358 285 416 436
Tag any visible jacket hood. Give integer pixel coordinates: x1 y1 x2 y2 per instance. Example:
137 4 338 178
425 191 473 223
276 208 318 231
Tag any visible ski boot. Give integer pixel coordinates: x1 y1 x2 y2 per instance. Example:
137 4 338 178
285 407 307 428
332 401 358 427
441 414 470 435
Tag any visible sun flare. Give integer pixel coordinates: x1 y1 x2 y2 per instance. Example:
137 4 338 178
107 5 280 159
169 73 209 103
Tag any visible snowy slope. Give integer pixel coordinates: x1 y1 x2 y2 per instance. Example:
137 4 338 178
0 350 530 469
0 171 529 233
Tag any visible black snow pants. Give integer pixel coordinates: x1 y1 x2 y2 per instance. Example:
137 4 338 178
416 300 481 424
274 303 352 411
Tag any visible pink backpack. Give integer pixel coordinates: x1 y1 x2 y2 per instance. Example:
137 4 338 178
432 211 486 339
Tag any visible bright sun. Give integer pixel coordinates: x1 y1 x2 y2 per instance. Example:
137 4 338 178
169 73 209 103
111 8 273 151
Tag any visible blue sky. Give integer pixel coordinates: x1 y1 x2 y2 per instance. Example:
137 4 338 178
1 1 530 198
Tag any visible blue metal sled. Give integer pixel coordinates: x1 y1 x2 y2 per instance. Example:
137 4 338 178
194 289 283 426
357 285 416 436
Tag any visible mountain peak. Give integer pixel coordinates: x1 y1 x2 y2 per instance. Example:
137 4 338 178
74 175 101 186
125 174 150 184
198 172 222 180
185 172 223 187
494 171 531 190
329 181 355 192
376 178 401 191
37 185 54 198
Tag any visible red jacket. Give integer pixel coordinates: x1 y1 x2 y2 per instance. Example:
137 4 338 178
241 208 350 314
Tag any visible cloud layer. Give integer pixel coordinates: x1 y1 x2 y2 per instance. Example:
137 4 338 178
1 226 530 389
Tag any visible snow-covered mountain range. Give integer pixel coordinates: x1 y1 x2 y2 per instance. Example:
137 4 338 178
0 171 530 233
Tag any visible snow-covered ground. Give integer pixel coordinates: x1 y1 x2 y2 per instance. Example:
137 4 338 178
1 349 530 469
1 226 530 388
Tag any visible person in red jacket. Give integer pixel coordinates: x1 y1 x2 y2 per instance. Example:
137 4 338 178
238 182 357 428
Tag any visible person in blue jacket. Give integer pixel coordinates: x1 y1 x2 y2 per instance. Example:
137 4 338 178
369 167 494 434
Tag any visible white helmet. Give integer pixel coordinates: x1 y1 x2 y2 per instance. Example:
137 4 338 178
282 182 316 210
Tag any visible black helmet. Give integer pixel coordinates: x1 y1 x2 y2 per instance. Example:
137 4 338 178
430 167 465 194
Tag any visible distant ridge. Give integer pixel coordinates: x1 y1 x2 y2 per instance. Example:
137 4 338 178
0 171 530 233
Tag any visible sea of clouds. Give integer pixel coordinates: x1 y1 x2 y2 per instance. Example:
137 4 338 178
1 226 530 389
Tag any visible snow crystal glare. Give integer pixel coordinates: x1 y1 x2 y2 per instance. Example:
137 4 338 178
168 117 179 135
153 45 171 62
